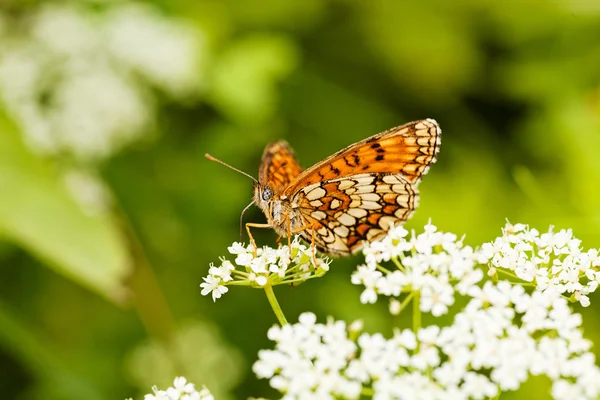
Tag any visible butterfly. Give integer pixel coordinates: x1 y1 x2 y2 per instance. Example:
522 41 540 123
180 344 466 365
206 119 441 256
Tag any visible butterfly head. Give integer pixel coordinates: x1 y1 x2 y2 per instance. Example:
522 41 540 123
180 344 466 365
254 183 290 228
253 183 274 212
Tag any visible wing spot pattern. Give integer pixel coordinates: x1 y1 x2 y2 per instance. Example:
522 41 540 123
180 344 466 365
334 225 350 238
396 194 411 206
306 186 326 201
338 213 357 227
361 201 382 210
355 193 375 203
355 185 375 194
311 210 327 220
347 208 368 218
338 180 356 190
383 204 399 214
383 175 403 184
379 216 398 230
392 184 408 193
354 176 375 185
366 228 383 241
349 199 361 208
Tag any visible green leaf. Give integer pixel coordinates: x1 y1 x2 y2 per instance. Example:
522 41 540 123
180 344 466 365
0 113 131 303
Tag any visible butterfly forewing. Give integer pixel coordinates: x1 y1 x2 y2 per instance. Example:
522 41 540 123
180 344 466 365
282 119 440 197
259 140 303 193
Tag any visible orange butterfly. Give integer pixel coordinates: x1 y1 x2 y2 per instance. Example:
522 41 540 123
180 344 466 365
206 119 441 255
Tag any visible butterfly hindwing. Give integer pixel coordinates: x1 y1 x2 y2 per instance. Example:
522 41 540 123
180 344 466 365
293 173 418 255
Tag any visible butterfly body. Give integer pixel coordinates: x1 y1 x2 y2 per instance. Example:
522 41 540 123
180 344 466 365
253 184 305 237
250 119 441 256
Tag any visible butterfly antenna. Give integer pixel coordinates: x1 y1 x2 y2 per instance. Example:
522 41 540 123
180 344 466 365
239 199 255 241
205 153 259 184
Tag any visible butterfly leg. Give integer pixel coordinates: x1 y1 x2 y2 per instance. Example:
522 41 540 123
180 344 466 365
290 223 318 267
245 222 272 255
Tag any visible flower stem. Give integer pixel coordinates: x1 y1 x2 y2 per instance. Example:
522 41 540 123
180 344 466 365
398 292 415 315
264 285 288 326
412 290 421 333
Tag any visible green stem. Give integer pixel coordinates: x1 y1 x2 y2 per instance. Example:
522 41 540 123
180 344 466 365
376 264 392 274
391 257 405 272
413 290 421 333
397 292 415 315
361 387 375 397
496 268 520 280
264 285 288 326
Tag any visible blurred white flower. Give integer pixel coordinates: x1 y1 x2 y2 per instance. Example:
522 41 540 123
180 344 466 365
31 4 100 57
63 169 113 216
52 66 149 160
104 4 204 99
0 3 205 162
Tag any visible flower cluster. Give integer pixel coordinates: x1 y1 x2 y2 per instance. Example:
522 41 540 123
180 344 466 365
201 238 331 301
0 3 204 161
477 222 600 307
352 222 483 316
255 282 600 400
204 221 600 398
133 377 213 400
253 313 362 399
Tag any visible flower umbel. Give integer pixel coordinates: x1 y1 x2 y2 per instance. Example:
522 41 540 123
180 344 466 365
135 377 213 400
477 222 600 307
201 237 331 301
255 284 600 400
352 221 483 316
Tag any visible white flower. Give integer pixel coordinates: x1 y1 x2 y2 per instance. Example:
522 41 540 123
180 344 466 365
0 3 204 162
254 313 360 399
460 372 497 399
104 4 204 99
199 276 228 302
255 281 600 399
420 280 455 316
477 222 600 306
389 298 401 315
202 239 329 300
138 377 212 400
354 221 482 316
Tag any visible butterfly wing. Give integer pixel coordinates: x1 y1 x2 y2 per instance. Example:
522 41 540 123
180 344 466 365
283 119 440 196
287 119 441 255
293 174 419 254
259 140 303 194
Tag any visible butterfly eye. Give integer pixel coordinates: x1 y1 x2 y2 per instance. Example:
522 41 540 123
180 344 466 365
262 188 273 201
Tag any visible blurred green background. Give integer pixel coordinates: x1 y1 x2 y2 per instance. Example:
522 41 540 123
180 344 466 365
0 0 599 398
